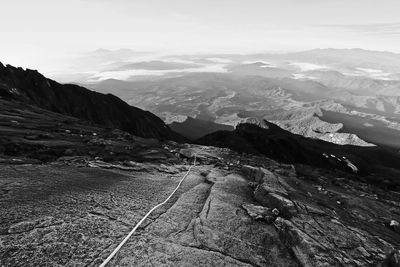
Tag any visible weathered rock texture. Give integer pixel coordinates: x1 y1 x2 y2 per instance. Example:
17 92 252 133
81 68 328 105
241 163 400 266
0 95 399 266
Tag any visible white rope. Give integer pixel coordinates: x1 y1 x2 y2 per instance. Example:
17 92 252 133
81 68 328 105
99 149 201 267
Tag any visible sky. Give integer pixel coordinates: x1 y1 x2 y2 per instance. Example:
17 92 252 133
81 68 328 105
1 0 399 73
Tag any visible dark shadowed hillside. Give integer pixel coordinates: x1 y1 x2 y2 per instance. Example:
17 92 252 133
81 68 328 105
0 62 183 141
169 116 234 140
197 122 400 189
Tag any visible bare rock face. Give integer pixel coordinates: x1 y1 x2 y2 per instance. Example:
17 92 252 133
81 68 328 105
0 130 399 266
242 203 270 220
240 161 400 266
274 216 391 266
107 165 297 267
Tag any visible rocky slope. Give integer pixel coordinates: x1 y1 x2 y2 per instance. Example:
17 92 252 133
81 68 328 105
1 142 399 266
0 62 183 141
197 122 400 188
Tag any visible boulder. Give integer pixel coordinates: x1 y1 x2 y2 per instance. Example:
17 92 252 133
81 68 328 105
254 189 297 219
242 203 277 223
389 220 400 234
256 179 288 196
179 148 195 159
241 165 264 182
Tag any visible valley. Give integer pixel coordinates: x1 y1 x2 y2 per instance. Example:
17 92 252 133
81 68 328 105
78 49 400 149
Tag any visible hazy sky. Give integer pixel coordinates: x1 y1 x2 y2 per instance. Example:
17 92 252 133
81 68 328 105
1 0 399 72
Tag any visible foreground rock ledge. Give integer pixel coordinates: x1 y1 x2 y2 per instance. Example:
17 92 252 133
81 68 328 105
0 147 399 266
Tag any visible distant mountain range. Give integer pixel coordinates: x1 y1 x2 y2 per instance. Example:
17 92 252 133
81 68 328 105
84 72 400 148
73 48 400 149
49 48 400 84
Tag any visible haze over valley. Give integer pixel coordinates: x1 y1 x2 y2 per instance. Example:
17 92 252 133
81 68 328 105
70 48 400 149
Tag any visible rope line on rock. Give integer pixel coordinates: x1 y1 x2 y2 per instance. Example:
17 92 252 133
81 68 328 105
99 149 201 267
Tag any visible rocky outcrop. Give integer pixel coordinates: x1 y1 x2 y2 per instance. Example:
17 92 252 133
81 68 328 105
242 165 297 219
1 138 399 266
240 163 400 266
109 166 297 266
242 203 277 223
274 216 393 266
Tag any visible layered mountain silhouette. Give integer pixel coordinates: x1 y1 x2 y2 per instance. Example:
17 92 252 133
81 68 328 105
0 62 183 141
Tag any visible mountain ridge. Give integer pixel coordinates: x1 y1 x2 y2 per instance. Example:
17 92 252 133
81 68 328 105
0 62 184 141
